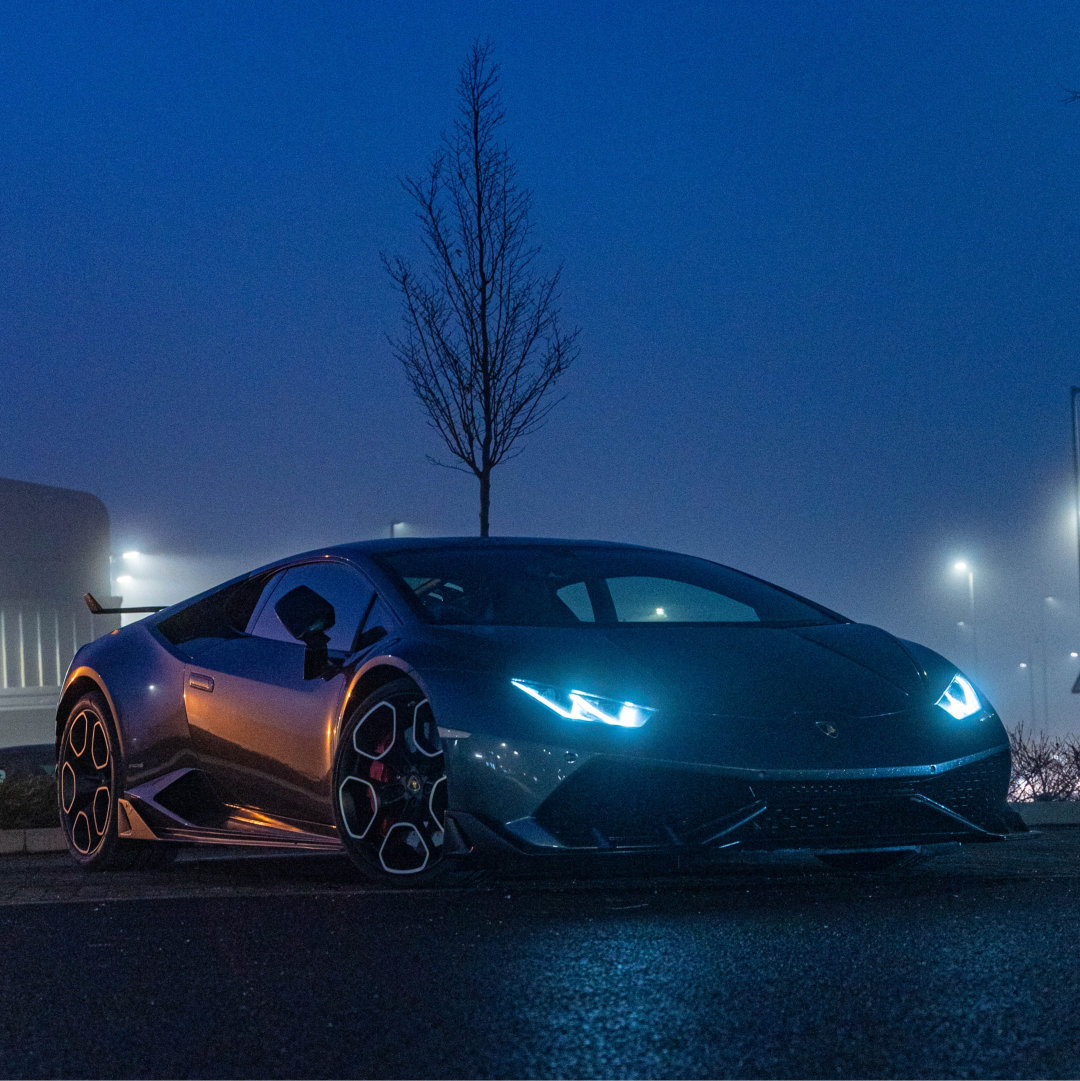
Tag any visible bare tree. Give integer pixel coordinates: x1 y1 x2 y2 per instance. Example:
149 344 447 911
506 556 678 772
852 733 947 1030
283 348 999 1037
383 39 578 536
1008 723 1080 802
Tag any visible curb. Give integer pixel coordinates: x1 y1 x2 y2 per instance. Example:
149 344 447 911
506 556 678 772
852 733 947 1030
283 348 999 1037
1011 801 1080 827
0 828 66 855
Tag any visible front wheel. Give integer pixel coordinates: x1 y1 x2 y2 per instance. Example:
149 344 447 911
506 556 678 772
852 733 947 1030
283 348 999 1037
333 679 450 883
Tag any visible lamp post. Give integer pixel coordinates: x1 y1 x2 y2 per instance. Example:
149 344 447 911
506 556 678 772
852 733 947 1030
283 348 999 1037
1040 596 1055 728
1019 661 1037 727
1072 387 1080 609
954 561 979 670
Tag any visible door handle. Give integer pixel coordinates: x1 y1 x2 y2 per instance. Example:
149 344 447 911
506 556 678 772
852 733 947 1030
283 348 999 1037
188 673 215 693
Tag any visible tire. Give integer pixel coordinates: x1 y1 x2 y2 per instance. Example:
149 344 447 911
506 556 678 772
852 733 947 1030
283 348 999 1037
57 690 171 871
816 850 921 873
333 679 451 884
58 691 127 869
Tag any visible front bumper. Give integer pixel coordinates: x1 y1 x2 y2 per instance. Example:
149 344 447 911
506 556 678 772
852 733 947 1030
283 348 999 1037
448 742 1015 855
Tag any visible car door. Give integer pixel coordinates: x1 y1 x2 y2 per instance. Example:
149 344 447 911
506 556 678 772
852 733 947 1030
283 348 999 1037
183 559 377 827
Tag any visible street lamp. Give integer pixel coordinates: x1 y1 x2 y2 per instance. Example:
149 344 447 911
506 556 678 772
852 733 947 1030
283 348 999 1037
1039 596 1056 728
1071 386 1080 608
1019 661 1037 727
953 561 979 669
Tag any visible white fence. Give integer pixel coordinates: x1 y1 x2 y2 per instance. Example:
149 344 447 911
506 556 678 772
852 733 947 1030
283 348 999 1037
0 601 106 746
0 601 99 693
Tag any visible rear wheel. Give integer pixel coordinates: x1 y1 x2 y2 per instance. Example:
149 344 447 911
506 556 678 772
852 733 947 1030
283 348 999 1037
58 692 125 869
333 679 450 883
57 691 171 870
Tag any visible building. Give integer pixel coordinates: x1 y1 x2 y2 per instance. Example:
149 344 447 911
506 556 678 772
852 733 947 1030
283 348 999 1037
0 477 119 747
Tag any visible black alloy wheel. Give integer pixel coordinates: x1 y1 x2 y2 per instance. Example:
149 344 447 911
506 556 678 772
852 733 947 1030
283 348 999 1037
57 691 123 869
333 679 450 882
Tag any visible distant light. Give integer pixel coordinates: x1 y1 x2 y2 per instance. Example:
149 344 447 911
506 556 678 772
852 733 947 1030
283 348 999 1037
655 607 665 617
1019 662 1028 669
1072 652 1078 659
953 561 969 573
116 574 133 585
122 550 141 560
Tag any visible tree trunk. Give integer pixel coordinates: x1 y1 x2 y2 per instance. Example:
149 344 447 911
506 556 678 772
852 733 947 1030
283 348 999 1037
478 469 491 537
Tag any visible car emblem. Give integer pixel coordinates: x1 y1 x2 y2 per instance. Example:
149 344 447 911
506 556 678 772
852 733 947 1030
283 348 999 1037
815 720 840 739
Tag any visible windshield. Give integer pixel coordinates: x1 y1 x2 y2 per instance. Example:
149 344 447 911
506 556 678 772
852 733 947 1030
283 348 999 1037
372 545 842 628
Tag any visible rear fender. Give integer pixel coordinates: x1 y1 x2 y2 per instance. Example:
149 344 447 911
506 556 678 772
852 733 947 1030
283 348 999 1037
57 627 195 786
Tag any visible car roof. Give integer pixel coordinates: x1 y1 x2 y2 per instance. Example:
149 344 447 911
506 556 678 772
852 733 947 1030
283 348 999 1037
248 537 718 579
331 536 656 558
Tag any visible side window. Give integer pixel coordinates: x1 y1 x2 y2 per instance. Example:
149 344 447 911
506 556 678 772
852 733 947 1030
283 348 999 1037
248 562 376 654
555 582 595 622
362 594 396 635
243 572 285 636
158 575 267 654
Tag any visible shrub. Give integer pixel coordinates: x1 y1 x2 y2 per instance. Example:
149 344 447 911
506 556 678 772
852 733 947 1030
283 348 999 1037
0 773 59 829
1008 724 1080 802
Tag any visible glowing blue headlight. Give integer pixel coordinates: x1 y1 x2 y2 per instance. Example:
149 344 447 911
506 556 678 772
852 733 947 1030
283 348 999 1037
935 674 982 720
511 679 655 728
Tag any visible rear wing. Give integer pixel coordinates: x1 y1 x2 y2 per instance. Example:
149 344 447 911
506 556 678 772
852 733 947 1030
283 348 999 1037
84 592 164 615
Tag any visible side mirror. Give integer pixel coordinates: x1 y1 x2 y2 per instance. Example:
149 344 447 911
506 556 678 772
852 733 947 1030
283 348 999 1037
275 586 335 642
275 586 335 678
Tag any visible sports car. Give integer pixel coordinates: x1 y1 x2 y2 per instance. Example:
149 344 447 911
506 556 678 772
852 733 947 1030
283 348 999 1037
56 538 1021 880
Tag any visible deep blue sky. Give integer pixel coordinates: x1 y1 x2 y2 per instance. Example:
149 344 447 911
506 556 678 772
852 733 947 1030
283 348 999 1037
4 1 1080 731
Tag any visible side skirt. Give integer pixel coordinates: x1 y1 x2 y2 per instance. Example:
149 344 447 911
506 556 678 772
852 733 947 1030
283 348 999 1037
118 769 344 852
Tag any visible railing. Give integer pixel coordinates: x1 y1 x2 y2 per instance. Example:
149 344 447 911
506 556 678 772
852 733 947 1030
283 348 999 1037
0 601 101 695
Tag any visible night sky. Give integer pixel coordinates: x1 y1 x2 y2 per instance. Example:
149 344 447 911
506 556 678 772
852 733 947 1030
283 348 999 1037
4 1 1080 733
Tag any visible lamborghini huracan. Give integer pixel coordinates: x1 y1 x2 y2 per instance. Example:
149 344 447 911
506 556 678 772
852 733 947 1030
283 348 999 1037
57 538 1021 879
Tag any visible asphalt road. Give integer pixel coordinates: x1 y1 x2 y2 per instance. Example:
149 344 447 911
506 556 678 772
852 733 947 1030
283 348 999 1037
2 833 1079 1079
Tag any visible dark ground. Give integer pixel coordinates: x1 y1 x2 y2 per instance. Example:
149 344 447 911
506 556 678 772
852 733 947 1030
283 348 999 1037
1 831 1079 1079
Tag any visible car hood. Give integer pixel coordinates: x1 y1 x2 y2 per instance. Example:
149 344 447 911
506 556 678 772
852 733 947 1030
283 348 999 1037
423 621 928 719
